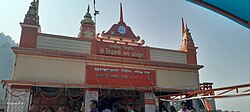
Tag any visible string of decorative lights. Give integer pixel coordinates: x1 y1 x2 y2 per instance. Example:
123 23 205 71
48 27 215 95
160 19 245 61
68 89 85 101
6 88 30 97
39 88 63 100
39 88 63 95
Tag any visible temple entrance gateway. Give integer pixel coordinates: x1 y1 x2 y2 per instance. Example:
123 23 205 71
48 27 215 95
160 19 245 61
27 87 155 112
98 89 143 112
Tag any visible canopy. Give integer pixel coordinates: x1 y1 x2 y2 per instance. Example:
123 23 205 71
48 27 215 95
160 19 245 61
187 0 250 29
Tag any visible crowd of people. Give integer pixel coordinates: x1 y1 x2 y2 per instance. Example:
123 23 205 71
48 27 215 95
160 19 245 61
28 99 138 112
160 101 196 112
87 100 137 112
28 100 196 112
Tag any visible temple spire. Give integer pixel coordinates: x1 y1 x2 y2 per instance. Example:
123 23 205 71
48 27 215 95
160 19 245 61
182 17 185 35
181 18 187 50
80 5 95 25
120 3 123 22
87 4 90 13
78 5 95 38
180 18 195 51
180 21 196 49
23 0 39 25
179 19 198 64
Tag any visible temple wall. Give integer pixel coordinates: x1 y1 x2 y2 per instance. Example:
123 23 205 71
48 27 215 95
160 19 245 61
13 54 86 83
36 35 91 54
12 53 200 91
156 69 199 90
150 48 187 64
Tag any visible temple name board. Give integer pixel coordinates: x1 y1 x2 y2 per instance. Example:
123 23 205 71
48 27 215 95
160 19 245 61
96 42 147 59
86 65 156 87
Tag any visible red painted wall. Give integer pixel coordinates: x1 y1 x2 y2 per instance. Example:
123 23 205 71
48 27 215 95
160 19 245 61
19 26 38 48
187 49 197 64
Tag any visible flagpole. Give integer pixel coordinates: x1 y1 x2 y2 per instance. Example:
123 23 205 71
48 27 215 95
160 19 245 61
93 0 97 35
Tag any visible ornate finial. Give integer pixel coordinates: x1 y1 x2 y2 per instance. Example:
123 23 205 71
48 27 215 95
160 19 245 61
87 4 90 13
182 17 185 34
80 5 95 25
31 0 36 6
120 3 123 22
28 0 38 15
23 0 39 25
140 39 145 45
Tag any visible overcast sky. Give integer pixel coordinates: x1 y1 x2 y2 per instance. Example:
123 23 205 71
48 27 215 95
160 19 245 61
0 0 249 111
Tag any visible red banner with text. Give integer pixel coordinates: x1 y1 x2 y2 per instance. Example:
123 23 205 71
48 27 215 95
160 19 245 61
86 65 156 87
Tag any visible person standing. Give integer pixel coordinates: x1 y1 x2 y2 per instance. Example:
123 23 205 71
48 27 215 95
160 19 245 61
80 102 85 112
111 103 119 112
127 102 137 112
189 107 195 112
178 101 190 112
170 106 177 112
160 102 169 112
89 100 99 112
102 102 111 112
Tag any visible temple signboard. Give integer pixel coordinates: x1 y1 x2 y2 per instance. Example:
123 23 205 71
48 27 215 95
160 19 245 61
86 65 156 87
95 41 147 59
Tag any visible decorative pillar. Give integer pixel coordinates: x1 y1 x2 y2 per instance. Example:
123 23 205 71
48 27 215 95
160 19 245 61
144 92 156 112
6 85 31 112
84 88 99 112
19 0 40 48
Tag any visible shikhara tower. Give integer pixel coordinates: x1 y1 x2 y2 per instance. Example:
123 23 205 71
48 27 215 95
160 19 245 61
180 18 198 64
78 5 96 39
